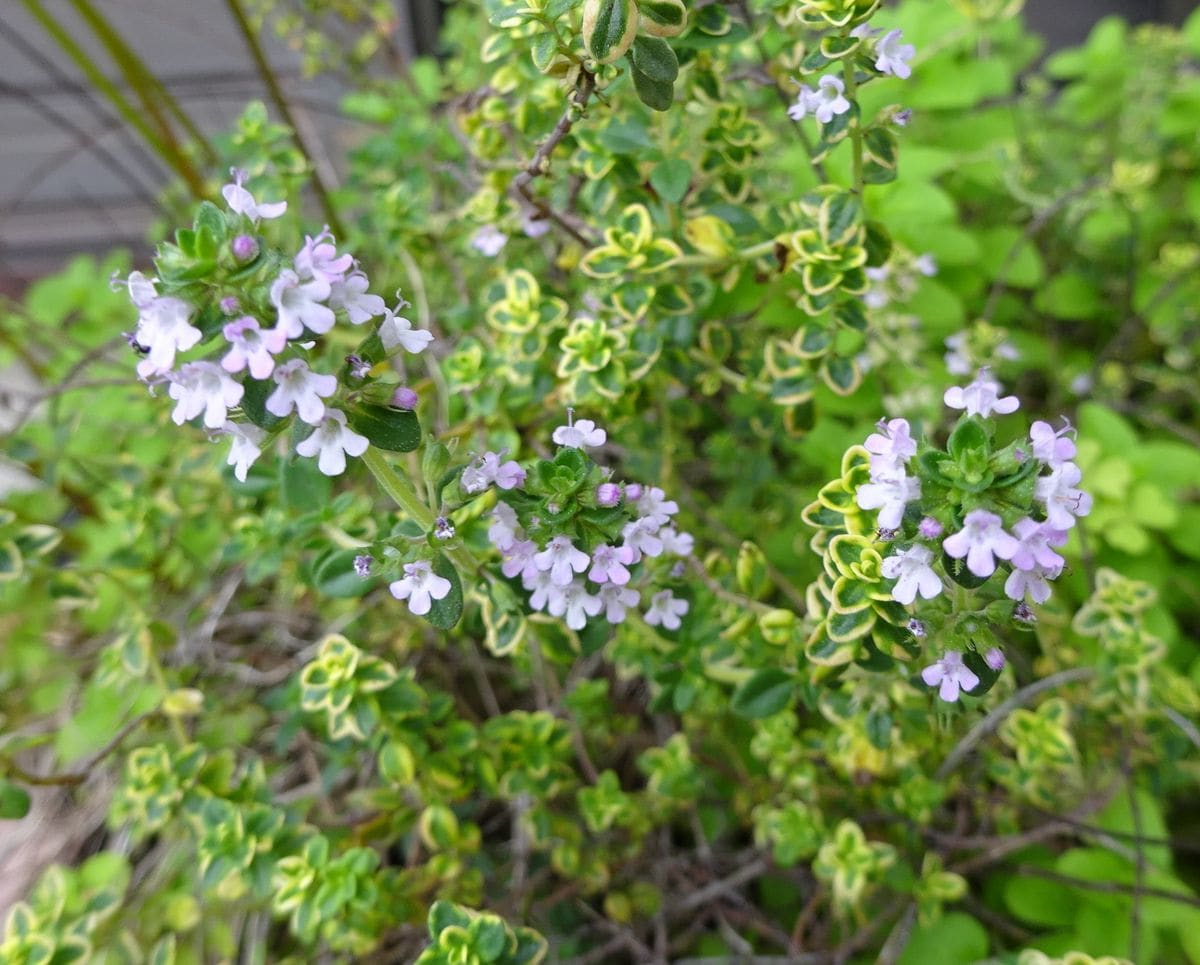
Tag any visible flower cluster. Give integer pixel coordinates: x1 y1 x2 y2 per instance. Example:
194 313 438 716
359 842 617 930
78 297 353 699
851 370 1092 701
788 28 915 125
121 170 432 480
455 413 692 632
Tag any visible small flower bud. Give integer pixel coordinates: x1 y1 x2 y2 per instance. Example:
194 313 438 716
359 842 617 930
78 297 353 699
893 108 913 127
231 234 259 262
984 647 1006 671
219 295 241 315
391 386 419 410
907 618 927 638
354 554 373 577
918 517 943 539
1013 602 1036 624
876 527 898 542
346 354 371 379
596 482 622 507
670 561 686 579
434 516 455 540
624 483 644 502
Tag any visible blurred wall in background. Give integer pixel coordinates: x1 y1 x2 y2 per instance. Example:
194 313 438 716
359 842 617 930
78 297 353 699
0 0 1195 294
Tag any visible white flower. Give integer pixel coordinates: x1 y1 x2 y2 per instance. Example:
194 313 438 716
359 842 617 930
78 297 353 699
599 584 639 624
863 265 890 309
1009 518 1068 572
389 560 452 616
552 417 606 449
881 544 942 605
294 229 353 285
168 362 244 429
125 270 157 308
1035 462 1092 530
470 224 508 256
914 253 937 276
522 213 551 238
588 544 635 585
221 316 287 379
328 270 386 324
221 421 266 482
621 517 664 560
461 452 525 494
1029 420 1077 467
487 502 523 551
501 539 539 580
812 75 852 124
134 296 201 378
659 527 694 557
523 568 557 611
875 29 915 79
943 333 972 377
548 579 602 630
644 589 689 631
534 535 590 586
266 359 338 425
295 408 368 476
921 651 979 702
1004 561 1062 604
221 168 287 222
942 509 1019 578
944 369 1020 418
636 486 678 527
864 417 917 477
856 471 921 530
378 306 434 354
787 84 819 121
270 269 334 339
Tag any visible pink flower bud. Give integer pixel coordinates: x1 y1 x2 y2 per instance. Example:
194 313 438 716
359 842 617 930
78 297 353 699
984 647 1006 671
624 483 644 502
231 234 259 262
392 386 418 410
596 482 622 507
219 295 241 315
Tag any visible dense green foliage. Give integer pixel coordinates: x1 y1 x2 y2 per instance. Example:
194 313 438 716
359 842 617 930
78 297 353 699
2 1 1200 962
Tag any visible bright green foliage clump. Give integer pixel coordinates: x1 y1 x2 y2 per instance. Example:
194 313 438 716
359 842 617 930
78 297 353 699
3 0 1200 962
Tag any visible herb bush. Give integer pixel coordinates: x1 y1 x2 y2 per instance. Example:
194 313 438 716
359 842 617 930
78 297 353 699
2 0 1200 962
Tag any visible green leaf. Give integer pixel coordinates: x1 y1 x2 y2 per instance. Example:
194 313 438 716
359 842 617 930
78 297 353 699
731 669 794 719
239 377 284 431
650 159 691 204
632 66 675 111
312 548 373 598
582 0 638 63
638 0 687 36
347 404 420 452
630 36 678 84
0 780 31 819
898 912 988 965
280 453 332 513
426 555 464 630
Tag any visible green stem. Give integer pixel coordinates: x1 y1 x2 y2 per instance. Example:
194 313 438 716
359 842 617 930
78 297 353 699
360 447 479 575
674 238 779 268
842 53 864 197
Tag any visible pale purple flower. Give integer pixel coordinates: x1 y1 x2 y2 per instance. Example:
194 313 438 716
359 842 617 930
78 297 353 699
787 84 820 122
622 517 665 560
943 509 1019 578
471 225 508 256
133 296 201 378
488 502 522 551
270 269 334 339
522 213 551 238
123 270 156 308
1004 560 1062 604
392 386 419 410
907 618 926 637
266 359 338 425
378 306 434 354
221 316 287 379
918 516 943 539
552 416 606 450
914 253 937 276
354 554 373 577
921 651 980 702
168 361 244 429
523 568 556 611
434 516 455 540
1035 463 1092 530
863 265 890 309
588 544 635 585
534 535 590 586
1029 420 1077 467
461 452 526 494
881 544 942 605
329 270 386 324
623 483 644 503
294 229 353 285
893 108 913 127
221 168 287 222
984 647 1006 671
345 354 371 380
548 579 602 630
1013 601 1036 623
1009 518 1068 572
221 420 266 482
219 295 241 315
599 584 639 624
501 539 539 580
815 75 853 123
856 471 921 530
636 486 679 527
875 29 915 79
295 408 368 476
944 370 1020 418
389 560 452 616
944 333 972 377
659 528 694 557
850 23 881 39
864 417 917 476
596 482 622 507
644 589 689 631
